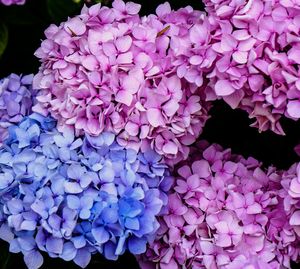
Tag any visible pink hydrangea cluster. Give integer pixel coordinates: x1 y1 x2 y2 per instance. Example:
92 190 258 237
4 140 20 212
281 163 300 240
203 0 300 135
0 0 25 5
138 142 300 269
33 0 212 165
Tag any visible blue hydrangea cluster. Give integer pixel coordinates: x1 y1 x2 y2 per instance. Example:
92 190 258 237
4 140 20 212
0 113 173 269
0 74 36 145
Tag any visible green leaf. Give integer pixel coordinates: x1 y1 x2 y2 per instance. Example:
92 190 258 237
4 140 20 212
0 22 8 58
47 0 82 23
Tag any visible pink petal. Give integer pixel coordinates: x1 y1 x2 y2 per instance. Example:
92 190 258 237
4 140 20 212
115 90 133 106
215 80 235 96
126 2 141 14
190 24 208 45
64 17 86 36
221 35 237 51
163 99 179 117
156 2 171 17
223 90 245 109
290 211 300 225
82 55 98 71
232 51 248 64
146 108 165 127
246 203 262 214
117 52 133 64
122 75 140 94
162 141 178 155
215 233 232 247
192 160 211 178
287 100 300 118
215 221 229 233
288 47 300 64
125 121 139 136
115 36 132 53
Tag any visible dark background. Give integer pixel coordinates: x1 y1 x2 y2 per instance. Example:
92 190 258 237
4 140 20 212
0 0 299 268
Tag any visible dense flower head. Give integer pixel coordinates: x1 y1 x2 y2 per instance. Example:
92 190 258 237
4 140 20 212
281 162 300 241
0 113 172 269
138 142 300 269
0 74 36 144
203 0 300 135
0 0 25 5
33 0 211 165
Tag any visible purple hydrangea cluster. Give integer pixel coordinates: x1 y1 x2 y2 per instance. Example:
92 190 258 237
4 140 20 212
138 142 300 269
0 113 173 269
0 74 36 145
0 0 25 5
203 0 300 135
33 0 212 165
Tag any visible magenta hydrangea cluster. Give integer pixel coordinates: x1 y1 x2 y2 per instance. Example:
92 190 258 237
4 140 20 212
203 0 300 135
0 74 36 144
0 0 25 5
138 142 300 269
33 0 212 165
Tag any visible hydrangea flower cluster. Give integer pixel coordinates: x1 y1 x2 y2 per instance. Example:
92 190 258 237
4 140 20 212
281 163 300 240
203 0 300 135
138 142 300 269
0 113 172 269
33 0 211 165
0 74 36 144
0 0 25 5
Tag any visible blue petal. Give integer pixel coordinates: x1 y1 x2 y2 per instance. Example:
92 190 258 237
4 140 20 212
125 149 137 163
79 209 91 220
80 196 93 209
0 152 12 164
0 224 14 242
67 164 85 179
46 237 63 254
67 195 80 210
24 250 44 269
20 220 37 231
101 132 115 146
9 238 21 253
74 248 91 268
128 237 147 254
64 182 83 194
60 242 77 261
123 169 136 186
72 236 86 249
99 165 115 182
125 218 140 230
58 147 71 161
104 242 118 261
101 207 119 224
92 226 110 244
85 134 104 148
143 150 161 163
